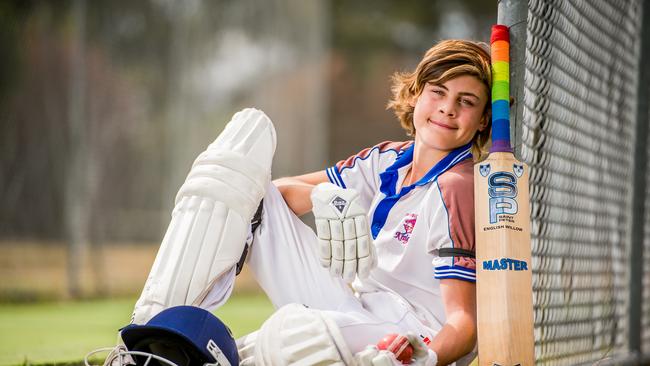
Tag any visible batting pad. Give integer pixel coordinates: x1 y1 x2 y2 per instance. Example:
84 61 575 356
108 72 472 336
132 108 276 325
252 304 354 366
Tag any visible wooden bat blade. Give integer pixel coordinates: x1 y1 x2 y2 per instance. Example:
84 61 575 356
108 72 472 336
475 151 534 365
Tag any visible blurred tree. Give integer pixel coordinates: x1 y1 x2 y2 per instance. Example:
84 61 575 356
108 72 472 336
0 1 150 240
0 1 33 106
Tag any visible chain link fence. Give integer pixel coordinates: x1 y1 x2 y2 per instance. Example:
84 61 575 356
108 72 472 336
501 0 650 364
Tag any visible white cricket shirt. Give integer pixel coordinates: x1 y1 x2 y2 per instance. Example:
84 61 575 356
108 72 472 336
326 141 477 326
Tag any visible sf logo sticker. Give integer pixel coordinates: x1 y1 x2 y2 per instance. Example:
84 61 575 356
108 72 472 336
513 163 524 177
487 171 518 224
479 163 491 177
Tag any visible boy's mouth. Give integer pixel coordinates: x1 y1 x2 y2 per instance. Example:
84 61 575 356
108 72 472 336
428 119 457 130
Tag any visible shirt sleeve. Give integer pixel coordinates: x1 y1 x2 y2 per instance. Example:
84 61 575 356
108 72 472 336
429 160 476 283
326 141 411 211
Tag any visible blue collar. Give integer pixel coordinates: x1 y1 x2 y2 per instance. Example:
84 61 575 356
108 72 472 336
378 142 473 197
370 142 472 239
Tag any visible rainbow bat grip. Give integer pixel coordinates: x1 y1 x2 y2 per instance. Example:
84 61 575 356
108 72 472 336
490 24 512 153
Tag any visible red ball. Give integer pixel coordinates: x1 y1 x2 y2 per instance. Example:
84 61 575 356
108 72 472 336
376 333 414 364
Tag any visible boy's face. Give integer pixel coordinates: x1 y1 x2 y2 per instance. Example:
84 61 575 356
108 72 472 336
410 75 488 154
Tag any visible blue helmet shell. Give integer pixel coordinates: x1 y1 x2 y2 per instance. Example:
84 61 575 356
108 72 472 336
121 306 238 366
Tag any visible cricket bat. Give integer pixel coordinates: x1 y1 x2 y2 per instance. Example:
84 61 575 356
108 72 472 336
475 25 535 365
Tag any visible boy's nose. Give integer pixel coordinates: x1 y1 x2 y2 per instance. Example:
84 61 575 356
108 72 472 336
439 102 456 117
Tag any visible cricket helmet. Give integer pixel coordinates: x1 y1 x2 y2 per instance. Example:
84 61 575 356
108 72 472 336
117 306 239 366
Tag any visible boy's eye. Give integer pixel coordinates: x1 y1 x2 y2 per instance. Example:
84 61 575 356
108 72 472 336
460 98 474 106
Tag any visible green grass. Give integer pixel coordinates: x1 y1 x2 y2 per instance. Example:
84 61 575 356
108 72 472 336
0 293 274 366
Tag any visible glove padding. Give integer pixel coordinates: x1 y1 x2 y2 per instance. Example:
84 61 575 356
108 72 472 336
354 345 402 366
406 333 438 366
353 333 438 366
311 183 377 282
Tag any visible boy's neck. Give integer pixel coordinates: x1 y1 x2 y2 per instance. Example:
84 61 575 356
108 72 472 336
403 143 447 187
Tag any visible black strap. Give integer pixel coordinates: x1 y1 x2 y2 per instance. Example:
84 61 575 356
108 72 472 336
236 200 264 276
438 248 475 259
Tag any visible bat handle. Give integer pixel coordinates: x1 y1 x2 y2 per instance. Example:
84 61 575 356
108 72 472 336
489 24 512 154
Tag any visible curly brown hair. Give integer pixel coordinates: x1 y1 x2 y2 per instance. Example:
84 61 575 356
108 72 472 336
387 40 492 160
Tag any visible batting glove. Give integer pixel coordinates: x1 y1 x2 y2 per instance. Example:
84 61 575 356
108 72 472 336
406 333 438 366
311 182 377 282
354 345 402 366
354 333 438 366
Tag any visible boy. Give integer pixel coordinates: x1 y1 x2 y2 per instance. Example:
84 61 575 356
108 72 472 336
128 39 492 366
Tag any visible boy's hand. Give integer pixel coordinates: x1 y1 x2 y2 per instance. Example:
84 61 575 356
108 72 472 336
405 333 438 366
354 345 402 366
311 183 377 282
354 333 439 366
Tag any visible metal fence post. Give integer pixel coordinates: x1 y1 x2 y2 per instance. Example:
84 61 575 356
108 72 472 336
497 0 527 157
629 0 650 361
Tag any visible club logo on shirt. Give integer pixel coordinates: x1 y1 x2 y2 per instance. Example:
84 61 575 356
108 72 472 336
394 213 418 245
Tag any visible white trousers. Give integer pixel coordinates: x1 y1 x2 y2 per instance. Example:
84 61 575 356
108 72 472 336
205 183 436 354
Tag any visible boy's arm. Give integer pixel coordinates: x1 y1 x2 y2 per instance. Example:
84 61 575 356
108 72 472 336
273 170 329 216
353 279 476 366
276 173 377 282
431 278 477 364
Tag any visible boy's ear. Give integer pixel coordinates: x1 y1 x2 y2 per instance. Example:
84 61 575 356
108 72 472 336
478 112 491 132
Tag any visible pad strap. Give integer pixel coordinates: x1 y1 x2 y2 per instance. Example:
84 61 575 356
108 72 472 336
438 248 475 259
